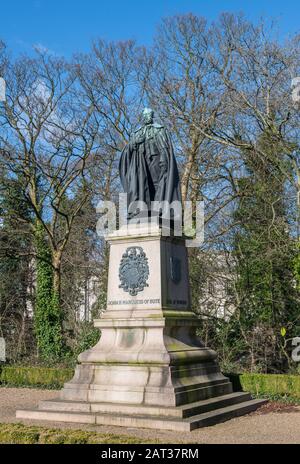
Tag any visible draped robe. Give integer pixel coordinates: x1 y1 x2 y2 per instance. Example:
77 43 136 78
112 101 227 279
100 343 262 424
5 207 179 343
119 123 182 219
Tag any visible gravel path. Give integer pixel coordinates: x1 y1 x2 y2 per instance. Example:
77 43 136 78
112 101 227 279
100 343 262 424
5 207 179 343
1 387 300 444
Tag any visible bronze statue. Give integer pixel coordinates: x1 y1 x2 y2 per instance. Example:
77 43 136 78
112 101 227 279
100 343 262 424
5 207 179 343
119 108 181 220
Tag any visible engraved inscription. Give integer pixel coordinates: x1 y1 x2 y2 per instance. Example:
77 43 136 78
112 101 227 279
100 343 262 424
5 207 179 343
108 298 160 306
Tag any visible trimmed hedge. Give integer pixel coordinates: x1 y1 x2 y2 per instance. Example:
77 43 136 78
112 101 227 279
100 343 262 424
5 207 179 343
227 372 300 400
0 366 73 389
0 423 157 444
0 366 299 401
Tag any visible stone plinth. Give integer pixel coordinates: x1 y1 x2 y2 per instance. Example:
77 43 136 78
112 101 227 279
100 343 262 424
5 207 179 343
16 225 266 430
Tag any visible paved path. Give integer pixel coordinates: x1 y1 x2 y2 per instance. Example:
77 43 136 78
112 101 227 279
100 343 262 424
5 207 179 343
1 387 300 444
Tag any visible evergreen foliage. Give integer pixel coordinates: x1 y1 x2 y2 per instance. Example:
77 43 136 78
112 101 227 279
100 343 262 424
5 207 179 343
34 224 64 360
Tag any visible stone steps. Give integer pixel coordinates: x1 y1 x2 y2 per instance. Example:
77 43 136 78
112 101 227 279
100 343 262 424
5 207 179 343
187 398 267 430
94 398 266 431
179 391 252 418
16 394 266 432
38 391 250 418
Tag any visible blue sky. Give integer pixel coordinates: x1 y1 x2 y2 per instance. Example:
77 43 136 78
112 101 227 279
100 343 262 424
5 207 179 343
1 0 300 57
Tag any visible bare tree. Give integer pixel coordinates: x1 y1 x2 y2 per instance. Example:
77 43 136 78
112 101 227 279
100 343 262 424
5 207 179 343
75 40 145 202
0 50 102 298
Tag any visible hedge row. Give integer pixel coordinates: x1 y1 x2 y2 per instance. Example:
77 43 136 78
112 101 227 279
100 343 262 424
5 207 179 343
227 373 300 400
0 423 156 444
0 366 73 389
0 366 299 400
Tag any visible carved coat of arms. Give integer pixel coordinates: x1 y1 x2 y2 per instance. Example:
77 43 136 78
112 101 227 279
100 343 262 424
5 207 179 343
119 246 149 296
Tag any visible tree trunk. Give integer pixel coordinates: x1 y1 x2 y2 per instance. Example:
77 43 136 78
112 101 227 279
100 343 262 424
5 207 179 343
181 151 195 204
181 132 202 204
52 251 62 298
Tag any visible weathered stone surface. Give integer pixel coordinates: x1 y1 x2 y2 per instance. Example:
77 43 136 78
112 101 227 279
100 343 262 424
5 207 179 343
16 397 267 431
106 225 190 312
16 225 265 430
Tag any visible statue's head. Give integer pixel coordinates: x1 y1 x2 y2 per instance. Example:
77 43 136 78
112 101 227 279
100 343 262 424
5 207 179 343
142 108 154 125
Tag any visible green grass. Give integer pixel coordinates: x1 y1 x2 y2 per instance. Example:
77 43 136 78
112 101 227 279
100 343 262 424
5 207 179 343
0 366 73 389
0 423 159 444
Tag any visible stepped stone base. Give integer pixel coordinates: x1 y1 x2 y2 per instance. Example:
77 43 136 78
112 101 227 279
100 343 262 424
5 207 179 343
16 226 266 431
16 394 266 432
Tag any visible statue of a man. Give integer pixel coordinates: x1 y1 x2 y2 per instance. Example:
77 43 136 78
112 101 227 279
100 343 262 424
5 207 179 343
119 108 181 219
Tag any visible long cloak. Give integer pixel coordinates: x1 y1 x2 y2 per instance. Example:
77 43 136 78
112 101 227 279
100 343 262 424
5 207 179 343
119 124 182 218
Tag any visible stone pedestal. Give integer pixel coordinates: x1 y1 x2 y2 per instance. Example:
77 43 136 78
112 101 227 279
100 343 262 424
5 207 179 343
16 225 265 431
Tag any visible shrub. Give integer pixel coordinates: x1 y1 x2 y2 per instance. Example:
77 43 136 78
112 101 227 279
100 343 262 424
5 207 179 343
227 372 300 400
73 322 100 358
